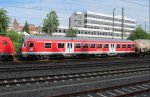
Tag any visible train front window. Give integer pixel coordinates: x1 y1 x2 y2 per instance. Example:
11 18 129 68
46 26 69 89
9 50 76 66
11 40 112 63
29 42 34 47
3 40 7 44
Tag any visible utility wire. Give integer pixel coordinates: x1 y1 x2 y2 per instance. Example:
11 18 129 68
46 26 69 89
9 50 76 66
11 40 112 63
119 0 149 7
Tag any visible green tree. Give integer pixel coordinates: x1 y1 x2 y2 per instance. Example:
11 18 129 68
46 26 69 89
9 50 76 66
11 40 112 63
66 27 78 37
7 30 22 53
128 26 149 40
22 21 30 34
42 11 59 36
0 8 9 36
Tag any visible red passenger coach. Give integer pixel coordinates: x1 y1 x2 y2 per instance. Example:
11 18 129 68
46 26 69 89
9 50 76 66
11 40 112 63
20 36 136 59
0 36 14 61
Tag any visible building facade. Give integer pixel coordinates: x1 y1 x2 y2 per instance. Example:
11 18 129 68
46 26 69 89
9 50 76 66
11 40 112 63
54 11 136 39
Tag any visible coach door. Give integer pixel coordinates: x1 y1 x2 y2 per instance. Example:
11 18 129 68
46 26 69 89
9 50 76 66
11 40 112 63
109 44 116 54
66 43 74 54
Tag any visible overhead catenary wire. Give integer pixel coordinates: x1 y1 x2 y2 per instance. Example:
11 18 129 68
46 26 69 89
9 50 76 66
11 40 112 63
0 0 148 27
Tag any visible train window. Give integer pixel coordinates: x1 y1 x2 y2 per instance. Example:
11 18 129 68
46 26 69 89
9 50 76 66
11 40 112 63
29 42 34 47
75 43 81 48
90 44 95 48
83 43 88 48
122 44 126 48
98 44 102 48
23 42 26 47
45 43 51 48
117 44 120 48
132 44 135 48
128 44 131 48
104 44 109 48
3 40 7 44
58 43 64 48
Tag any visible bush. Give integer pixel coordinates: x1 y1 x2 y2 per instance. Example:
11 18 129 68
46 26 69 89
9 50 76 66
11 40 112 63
13 42 22 53
7 30 22 53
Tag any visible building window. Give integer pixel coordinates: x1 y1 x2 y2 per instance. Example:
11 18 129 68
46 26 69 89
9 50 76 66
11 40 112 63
45 43 51 48
75 43 81 48
98 44 102 48
83 43 88 48
58 43 64 48
59 30 61 33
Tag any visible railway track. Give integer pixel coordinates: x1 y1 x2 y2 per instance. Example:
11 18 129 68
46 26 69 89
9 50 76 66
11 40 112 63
54 80 150 97
0 59 149 72
0 55 150 66
0 66 149 88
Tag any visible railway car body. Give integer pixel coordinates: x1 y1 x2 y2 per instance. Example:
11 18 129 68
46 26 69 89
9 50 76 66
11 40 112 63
134 39 150 55
20 36 136 59
0 36 14 61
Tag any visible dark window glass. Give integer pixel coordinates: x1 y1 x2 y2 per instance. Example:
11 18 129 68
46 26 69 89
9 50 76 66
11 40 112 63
117 44 120 48
104 44 109 48
98 44 102 48
128 44 131 48
29 42 34 47
132 44 135 48
75 43 81 48
83 44 88 48
122 44 126 48
90 44 95 48
3 40 7 44
45 43 51 48
58 43 64 48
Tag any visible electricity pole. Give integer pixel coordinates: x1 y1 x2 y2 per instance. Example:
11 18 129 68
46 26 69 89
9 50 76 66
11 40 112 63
145 21 146 32
122 8 124 40
112 8 116 39
149 0 150 33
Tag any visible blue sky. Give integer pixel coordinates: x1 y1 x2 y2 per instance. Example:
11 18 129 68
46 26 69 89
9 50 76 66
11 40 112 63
0 0 149 31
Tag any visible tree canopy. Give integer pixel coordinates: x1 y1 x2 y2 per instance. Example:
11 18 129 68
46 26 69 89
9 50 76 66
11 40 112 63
42 11 59 36
66 27 78 37
22 21 30 34
7 30 22 53
127 26 150 40
0 8 9 36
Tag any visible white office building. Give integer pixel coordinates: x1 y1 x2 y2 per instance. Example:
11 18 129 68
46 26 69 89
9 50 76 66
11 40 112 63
53 11 136 39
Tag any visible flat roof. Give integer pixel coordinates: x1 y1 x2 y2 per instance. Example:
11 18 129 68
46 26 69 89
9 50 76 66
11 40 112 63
24 36 133 42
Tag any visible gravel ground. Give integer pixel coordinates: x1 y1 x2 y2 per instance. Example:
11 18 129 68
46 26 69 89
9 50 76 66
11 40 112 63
0 63 149 79
0 72 149 97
